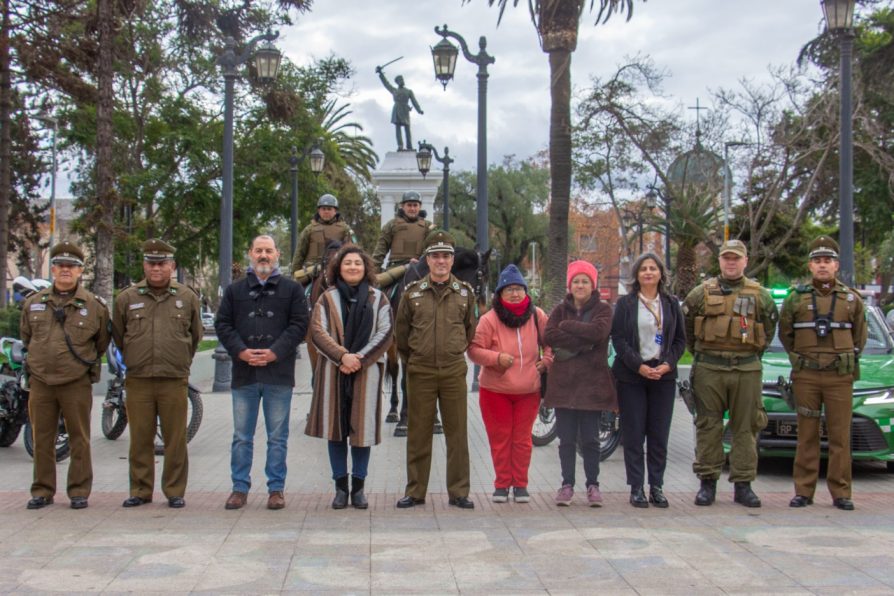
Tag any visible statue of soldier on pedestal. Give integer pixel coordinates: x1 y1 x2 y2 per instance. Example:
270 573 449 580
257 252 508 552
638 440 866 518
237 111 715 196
376 63 423 152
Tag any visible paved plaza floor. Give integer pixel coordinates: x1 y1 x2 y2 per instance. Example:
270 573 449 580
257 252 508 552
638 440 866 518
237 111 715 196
2 347 894 593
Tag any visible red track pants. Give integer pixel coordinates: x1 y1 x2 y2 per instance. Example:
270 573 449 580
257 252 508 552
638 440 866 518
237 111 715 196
478 387 541 489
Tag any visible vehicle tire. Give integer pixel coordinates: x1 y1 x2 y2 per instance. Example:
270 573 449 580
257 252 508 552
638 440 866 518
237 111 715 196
887 461 894 473
532 403 557 447
154 385 203 456
24 418 70 462
101 396 128 441
0 420 22 447
576 411 622 461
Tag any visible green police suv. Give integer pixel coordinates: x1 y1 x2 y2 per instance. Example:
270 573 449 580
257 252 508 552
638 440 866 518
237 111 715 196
724 290 894 469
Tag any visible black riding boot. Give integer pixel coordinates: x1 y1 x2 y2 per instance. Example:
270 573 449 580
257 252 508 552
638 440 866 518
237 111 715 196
733 482 761 508
695 478 717 506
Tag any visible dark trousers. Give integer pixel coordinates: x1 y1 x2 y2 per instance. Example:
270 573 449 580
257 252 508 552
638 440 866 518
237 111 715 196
555 408 601 488
617 378 676 488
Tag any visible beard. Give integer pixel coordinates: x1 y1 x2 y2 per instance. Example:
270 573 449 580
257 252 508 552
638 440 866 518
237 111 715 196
253 259 278 275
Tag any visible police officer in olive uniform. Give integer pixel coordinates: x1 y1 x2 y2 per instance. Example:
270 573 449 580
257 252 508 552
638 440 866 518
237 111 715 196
683 239 778 508
112 239 203 509
290 194 356 273
395 231 477 509
779 236 867 511
21 242 111 510
372 191 435 272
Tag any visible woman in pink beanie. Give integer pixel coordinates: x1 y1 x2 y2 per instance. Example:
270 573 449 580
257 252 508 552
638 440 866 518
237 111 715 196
543 259 616 507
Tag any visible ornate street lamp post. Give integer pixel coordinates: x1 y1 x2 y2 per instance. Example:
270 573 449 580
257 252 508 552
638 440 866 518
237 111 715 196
722 141 748 242
289 139 325 260
212 30 282 392
430 25 494 252
623 194 657 255
822 0 857 285
416 141 454 231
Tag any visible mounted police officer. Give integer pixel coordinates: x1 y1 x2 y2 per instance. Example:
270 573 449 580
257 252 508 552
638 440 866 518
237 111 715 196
290 194 356 274
683 239 778 508
21 242 110 510
112 239 203 509
395 231 477 510
779 235 867 511
372 191 435 273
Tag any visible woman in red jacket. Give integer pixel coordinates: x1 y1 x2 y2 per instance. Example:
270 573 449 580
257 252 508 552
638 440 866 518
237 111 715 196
468 264 552 504
543 260 616 507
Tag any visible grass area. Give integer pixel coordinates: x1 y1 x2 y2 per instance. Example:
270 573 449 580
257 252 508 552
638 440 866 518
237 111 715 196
198 339 218 352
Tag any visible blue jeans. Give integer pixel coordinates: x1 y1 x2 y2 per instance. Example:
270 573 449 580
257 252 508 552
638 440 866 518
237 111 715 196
230 383 293 493
327 439 371 480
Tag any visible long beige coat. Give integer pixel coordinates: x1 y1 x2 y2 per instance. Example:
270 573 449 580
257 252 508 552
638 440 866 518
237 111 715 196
305 286 393 447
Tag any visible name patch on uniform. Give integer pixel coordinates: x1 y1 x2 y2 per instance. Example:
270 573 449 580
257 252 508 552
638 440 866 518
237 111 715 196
79 308 88 317
460 289 468 297
129 303 145 310
409 292 423 299
30 304 46 312
175 300 183 309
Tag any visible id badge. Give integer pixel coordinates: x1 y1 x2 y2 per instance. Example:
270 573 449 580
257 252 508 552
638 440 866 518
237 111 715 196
655 333 663 345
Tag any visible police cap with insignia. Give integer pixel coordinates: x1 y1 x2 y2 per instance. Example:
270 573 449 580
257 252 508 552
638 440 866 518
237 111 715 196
808 235 839 260
718 239 747 259
50 242 85 267
423 230 455 255
142 238 176 262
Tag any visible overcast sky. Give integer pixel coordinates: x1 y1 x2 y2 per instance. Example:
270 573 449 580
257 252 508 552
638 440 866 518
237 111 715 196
283 0 827 173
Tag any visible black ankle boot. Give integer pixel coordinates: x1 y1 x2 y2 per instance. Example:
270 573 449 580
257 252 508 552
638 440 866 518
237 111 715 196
629 486 648 508
332 476 349 510
351 476 368 509
733 482 761 508
649 486 669 508
695 478 717 506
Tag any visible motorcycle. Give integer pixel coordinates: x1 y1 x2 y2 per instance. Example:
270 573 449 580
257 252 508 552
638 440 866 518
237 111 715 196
0 337 71 461
102 341 203 455
531 404 621 462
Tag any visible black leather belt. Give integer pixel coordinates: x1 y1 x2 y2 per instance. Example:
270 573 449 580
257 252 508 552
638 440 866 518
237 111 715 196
695 353 758 366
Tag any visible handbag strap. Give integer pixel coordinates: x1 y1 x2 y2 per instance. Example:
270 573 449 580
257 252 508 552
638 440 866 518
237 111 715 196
533 310 545 358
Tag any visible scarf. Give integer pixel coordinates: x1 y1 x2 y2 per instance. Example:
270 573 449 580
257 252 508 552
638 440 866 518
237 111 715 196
493 295 534 328
335 278 374 437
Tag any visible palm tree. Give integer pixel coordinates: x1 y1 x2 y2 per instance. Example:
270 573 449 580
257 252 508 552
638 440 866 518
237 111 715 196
472 0 640 305
319 99 378 181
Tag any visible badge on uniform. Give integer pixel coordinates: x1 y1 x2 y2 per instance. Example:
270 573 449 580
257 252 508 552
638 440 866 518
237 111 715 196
175 300 183 309
452 282 460 290
655 333 663 345
460 289 468 297
409 291 423 298
30 304 46 312
129 302 145 310
79 308 88 317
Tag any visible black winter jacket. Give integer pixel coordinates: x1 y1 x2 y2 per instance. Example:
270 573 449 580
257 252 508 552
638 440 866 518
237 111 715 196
215 272 309 388
610 292 686 384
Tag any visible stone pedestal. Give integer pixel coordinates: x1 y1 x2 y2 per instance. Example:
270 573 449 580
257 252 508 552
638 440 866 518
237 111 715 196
372 151 442 228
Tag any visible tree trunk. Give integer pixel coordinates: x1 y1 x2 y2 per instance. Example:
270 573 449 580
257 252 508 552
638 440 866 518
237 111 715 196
93 0 115 302
674 243 698 298
0 1 12 307
546 48 572 307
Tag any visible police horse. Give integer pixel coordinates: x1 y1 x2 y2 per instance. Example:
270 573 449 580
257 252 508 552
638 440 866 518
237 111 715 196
378 246 491 437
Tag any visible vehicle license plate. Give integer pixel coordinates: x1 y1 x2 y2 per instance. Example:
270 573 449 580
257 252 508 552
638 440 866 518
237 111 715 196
775 419 828 438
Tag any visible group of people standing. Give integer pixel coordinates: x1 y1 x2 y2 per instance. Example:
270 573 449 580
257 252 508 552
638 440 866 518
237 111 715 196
21 185 867 513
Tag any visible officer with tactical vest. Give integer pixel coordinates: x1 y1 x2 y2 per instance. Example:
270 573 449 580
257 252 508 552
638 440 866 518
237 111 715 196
112 239 203 509
372 191 435 272
290 194 356 274
395 231 478 510
21 242 111 510
779 236 867 511
683 239 778 508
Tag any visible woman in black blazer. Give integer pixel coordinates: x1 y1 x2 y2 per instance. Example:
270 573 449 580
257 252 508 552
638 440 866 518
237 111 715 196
610 253 686 508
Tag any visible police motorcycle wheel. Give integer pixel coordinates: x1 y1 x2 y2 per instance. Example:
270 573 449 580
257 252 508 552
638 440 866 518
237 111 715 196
153 385 203 456
101 387 128 440
531 403 558 446
24 415 70 462
576 410 621 462
0 379 23 447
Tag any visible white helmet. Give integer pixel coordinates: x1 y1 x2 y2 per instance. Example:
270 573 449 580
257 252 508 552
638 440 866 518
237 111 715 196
31 279 51 291
13 276 37 297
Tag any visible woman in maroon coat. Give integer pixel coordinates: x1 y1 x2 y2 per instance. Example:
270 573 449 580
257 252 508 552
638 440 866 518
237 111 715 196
543 260 616 507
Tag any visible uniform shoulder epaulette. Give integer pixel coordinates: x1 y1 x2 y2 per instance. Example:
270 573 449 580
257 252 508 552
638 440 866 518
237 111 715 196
460 280 475 291
405 279 423 290
94 294 108 306
794 284 812 293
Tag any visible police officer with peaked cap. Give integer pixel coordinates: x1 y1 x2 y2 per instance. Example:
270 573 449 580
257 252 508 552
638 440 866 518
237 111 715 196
682 239 778 508
372 190 436 272
779 235 867 510
112 239 202 509
290 194 356 272
21 241 111 510
395 230 478 509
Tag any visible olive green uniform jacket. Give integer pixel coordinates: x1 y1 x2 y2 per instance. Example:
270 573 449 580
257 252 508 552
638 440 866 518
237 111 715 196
21 285 111 385
111 280 203 378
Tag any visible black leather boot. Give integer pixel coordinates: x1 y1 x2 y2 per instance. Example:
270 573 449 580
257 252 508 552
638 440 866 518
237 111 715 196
351 476 368 509
694 478 717 506
629 486 648 508
332 476 349 510
734 482 761 508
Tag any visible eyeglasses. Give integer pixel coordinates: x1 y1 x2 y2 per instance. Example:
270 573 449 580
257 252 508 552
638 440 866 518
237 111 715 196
501 286 526 294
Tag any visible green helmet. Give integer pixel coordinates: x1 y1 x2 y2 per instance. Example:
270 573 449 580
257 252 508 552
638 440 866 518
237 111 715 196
317 194 339 208
401 191 422 204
